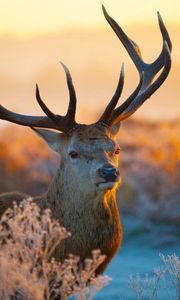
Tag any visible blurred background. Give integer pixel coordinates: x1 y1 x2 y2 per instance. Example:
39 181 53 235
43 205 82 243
0 0 179 299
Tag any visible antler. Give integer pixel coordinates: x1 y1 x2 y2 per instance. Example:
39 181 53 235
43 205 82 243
99 6 172 125
0 63 77 133
0 7 172 132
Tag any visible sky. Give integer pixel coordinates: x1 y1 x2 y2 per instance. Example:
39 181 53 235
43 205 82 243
0 0 179 36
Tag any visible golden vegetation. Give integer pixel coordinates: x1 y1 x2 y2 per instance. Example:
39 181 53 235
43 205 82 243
0 126 52 173
119 119 180 177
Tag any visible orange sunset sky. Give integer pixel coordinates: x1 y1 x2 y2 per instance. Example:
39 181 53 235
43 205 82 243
0 0 179 36
0 0 179 123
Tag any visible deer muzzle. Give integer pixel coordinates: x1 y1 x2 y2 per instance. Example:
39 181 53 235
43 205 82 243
98 164 120 183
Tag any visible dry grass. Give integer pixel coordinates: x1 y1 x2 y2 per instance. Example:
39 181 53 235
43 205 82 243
128 254 180 300
0 199 109 300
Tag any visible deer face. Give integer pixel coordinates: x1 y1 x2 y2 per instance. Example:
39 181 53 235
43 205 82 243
66 124 121 193
35 123 121 194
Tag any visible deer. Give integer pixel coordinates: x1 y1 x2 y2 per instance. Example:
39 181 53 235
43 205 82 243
0 6 171 274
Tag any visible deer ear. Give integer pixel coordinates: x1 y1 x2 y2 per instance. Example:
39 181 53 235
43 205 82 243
110 122 121 137
32 128 64 152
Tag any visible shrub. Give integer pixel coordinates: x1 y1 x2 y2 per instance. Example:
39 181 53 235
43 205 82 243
128 253 180 300
0 199 109 300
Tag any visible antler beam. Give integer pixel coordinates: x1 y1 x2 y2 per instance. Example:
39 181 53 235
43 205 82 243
99 5 172 125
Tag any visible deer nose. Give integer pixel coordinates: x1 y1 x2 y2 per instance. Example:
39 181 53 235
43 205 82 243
98 164 120 182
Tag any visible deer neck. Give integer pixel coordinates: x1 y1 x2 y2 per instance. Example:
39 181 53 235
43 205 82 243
43 164 118 225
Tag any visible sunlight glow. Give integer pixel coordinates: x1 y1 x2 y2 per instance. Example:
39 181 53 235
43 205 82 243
0 0 179 36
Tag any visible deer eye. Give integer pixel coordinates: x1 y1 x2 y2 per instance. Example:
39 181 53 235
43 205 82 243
114 148 120 155
69 151 79 159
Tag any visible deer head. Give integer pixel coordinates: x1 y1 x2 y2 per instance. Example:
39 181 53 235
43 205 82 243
0 6 171 196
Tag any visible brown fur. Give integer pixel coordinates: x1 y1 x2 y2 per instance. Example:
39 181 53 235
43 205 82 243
0 123 122 274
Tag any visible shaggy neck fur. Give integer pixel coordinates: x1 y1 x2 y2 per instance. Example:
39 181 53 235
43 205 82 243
38 160 122 273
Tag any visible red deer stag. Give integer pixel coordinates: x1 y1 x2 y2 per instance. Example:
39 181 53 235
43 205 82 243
0 6 171 274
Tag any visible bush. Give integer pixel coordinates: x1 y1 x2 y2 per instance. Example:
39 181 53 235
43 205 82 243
0 199 109 300
128 254 180 300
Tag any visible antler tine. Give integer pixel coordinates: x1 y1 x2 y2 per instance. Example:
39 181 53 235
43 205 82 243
157 12 172 52
151 12 172 74
99 63 124 123
60 62 77 123
36 84 60 123
101 6 172 125
109 72 144 124
102 5 144 73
